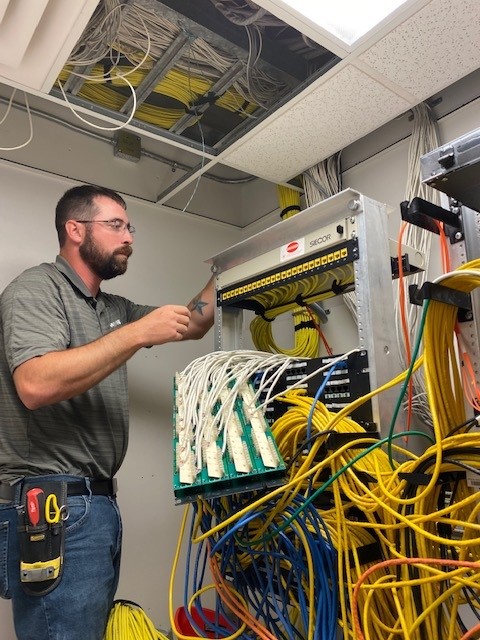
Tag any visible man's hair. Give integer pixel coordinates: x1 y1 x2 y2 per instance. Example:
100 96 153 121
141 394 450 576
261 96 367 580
55 185 127 246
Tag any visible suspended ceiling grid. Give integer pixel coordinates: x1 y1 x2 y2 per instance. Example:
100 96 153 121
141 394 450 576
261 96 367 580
0 0 479 223
220 0 480 184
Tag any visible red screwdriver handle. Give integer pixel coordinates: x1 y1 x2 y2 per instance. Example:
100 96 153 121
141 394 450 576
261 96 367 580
26 488 44 527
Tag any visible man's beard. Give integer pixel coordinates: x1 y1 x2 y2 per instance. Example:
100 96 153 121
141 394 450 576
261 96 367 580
79 231 132 280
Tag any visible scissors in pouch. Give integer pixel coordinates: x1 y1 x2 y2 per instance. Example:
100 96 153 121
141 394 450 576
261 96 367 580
45 493 68 524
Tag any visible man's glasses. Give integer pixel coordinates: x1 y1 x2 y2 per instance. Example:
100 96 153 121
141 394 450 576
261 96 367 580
75 218 136 235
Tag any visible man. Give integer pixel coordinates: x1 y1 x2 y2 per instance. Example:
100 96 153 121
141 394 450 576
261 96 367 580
0 184 215 639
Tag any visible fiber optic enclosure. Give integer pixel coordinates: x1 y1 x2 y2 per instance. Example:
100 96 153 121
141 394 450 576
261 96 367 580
421 129 480 393
421 127 480 213
207 189 419 435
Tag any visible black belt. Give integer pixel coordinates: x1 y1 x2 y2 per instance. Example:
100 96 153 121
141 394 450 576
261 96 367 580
0 478 117 502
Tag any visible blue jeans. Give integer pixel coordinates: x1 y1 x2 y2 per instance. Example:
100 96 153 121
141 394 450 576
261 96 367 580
0 475 122 640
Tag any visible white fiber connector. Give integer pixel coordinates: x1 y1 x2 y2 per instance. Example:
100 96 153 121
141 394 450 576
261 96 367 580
206 442 224 478
249 410 268 433
232 413 243 435
175 443 181 471
267 437 280 465
179 450 196 485
227 431 252 473
175 416 186 438
219 389 230 404
203 416 218 443
250 417 278 468
175 373 185 399
239 383 256 407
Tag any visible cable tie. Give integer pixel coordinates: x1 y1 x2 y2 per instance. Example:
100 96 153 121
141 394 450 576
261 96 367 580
331 279 349 295
294 320 316 331
235 299 274 321
259 312 274 322
280 205 301 219
294 294 305 306
185 91 218 115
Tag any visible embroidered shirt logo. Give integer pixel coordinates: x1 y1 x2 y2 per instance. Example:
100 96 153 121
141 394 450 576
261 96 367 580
109 319 122 329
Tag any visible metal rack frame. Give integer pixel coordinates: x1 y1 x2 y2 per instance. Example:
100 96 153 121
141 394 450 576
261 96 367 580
207 188 404 435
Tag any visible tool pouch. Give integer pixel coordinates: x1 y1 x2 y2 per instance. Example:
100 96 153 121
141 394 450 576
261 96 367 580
17 481 67 596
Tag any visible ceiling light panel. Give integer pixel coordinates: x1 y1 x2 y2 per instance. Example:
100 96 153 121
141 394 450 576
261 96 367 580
255 0 409 46
0 0 99 92
0 0 49 68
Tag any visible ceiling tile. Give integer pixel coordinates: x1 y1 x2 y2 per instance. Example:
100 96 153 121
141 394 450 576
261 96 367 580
359 0 480 99
220 64 411 183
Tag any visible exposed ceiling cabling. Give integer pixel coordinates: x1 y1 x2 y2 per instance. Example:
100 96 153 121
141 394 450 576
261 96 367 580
56 0 339 152
0 0 479 226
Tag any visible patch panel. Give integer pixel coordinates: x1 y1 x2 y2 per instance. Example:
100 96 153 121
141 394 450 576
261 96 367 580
217 240 356 308
173 377 286 504
255 351 374 428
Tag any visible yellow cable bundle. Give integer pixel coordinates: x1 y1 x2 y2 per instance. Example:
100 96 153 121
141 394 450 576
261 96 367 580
249 268 354 357
104 600 170 640
423 258 480 440
250 306 320 358
59 64 257 124
249 280 321 357
271 390 409 636
277 184 302 220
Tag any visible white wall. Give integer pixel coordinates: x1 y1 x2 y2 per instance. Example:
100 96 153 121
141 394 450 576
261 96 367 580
0 160 240 637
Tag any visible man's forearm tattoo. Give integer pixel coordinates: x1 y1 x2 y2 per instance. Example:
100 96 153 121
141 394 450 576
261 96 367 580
190 296 208 315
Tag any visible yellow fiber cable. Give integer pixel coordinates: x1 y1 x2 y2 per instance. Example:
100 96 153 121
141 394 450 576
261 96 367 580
170 259 480 639
249 268 354 356
59 65 257 125
277 184 302 220
104 601 169 640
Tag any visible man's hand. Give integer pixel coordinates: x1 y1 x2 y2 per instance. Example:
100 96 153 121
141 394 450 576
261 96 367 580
135 305 191 346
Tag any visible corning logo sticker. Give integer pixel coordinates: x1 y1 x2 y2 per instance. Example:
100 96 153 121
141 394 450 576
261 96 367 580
280 238 305 262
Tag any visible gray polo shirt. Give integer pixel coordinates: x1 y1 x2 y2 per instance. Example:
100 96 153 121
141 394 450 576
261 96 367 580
0 256 156 483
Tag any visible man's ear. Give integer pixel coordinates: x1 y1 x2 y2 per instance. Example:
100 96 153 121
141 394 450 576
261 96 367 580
64 220 85 244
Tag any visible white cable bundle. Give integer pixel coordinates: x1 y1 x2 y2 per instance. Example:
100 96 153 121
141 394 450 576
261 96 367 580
67 0 287 109
395 102 441 427
301 152 358 320
303 152 342 208
176 349 358 472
